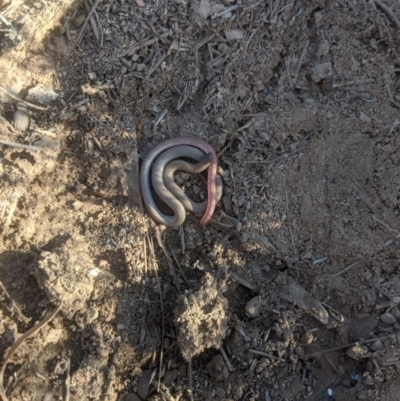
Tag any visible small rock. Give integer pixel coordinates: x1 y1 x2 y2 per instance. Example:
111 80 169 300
245 296 261 318
44 328 63 345
215 386 226 401
206 355 229 381
346 343 369 360
359 111 371 123
311 61 333 83
370 339 384 351
391 307 400 318
319 39 330 56
163 369 179 386
26 84 58 105
83 307 98 324
88 72 97 80
137 369 152 400
301 331 314 345
233 386 243 400
225 29 244 40
381 312 397 325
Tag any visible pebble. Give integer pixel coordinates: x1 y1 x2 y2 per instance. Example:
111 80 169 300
380 312 397 325
311 61 333 83
301 331 314 345
206 355 229 381
245 296 261 318
370 339 384 351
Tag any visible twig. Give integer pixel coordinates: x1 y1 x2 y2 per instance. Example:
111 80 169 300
220 346 235 372
0 302 63 401
0 282 29 323
65 358 70 401
249 349 284 361
117 31 171 58
0 87 48 111
166 242 189 286
188 359 194 401
83 0 100 43
330 261 361 278
229 272 259 292
285 190 299 265
147 230 165 393
304 335 391 358
155 227 182 294
146 53 167 79
323 354 342 377
373 0 400 29
77 0 102 43
0 139 40 152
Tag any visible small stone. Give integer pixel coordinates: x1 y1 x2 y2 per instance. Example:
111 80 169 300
381 312 397 325
390 306 400 318
370 339 384 351
245 296 261 318
163 369 179 386
83 307 98 324
26 83 58 105
346 343 369 360
44 328 62 345
137 370 152 400
311 61 333 83
193 185 200 195
88 72 97 80
301 331 314 345
233 386 243 400
206 355 229 381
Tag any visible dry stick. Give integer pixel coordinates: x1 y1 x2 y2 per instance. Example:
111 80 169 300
220 346 235 372
83 0 100 43
0 86 48 111
0 302 63 401
147 231 165 393
155 228 182 294
330 260 361 279
166 242 189 286
117 31 171 58
323 353 342 377
285 190 299 266
249 349 284 361
77 0 101 43
373 0 400 29
65 358 70 401
0 282 28 323
188 359 194 401
146 53 167 79
229 272 259 292
0 139 40 152
304 335 391 358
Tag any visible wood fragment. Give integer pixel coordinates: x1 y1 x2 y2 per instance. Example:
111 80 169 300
249 349 284 361
330 261 361 279
83 0 100 43
117 31 171 58
65 358 70 401
373 0 400 29
0 302 62 401
220 346 235 372
304 335 391 358
0 139 40 152
0 87 49 111
76 0 102 44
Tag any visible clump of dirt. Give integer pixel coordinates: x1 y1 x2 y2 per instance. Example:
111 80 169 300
35 237 96 318
175 273 229 361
